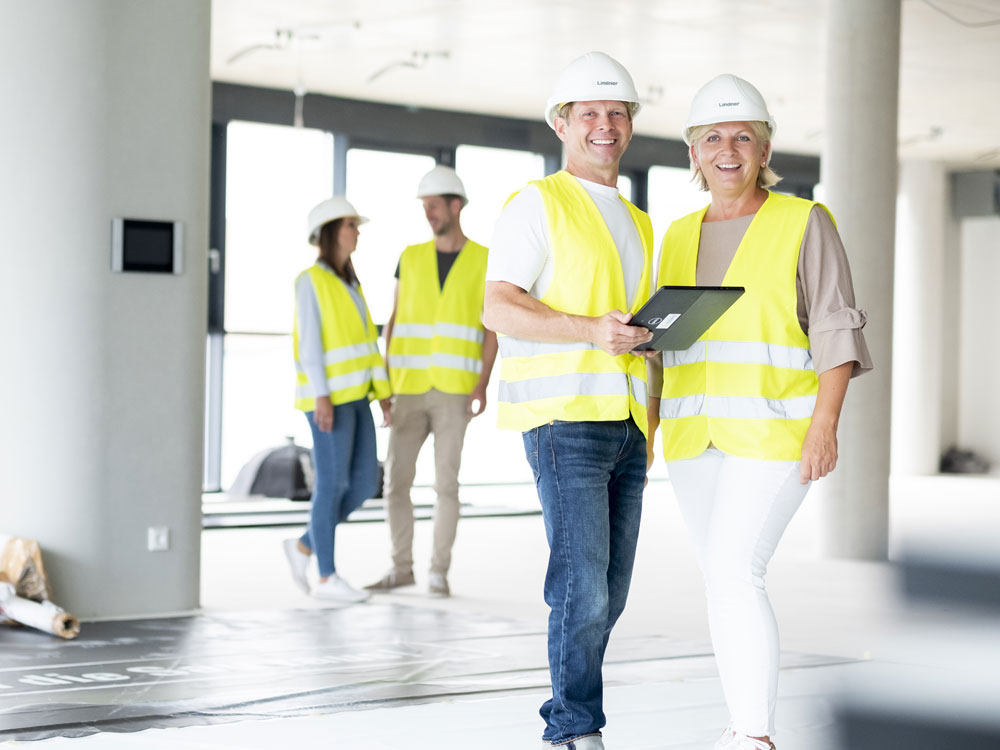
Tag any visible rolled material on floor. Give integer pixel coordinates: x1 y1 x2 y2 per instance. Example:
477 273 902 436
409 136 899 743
0 584 80 639
0 539 81 639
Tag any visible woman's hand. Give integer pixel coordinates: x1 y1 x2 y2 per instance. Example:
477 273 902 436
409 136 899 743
799 362 852 484
314 396 334 433
379 397 393 427
800 418 838 484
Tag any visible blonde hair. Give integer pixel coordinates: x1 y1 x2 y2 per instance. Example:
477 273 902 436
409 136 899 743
688 121 782 192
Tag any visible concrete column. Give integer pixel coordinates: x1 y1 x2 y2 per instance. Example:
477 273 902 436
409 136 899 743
816 0 901 559
0 0 210 616
957 216 1000 465
891 161 947 476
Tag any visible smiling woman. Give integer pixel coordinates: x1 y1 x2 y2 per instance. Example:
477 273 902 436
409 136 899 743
688 120 781 194
646 73 873 750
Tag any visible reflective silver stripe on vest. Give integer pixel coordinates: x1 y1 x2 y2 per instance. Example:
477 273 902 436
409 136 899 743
431 353 483 374
630 375 647 408
659 394 704 419
327 368 378 393
393 323 435 339
394 322 484 344
324 341 378 366
498 337 598 358
661 343 705 368
371 365 388 384
499 372 630 404
434 322 485 344
295 368 374 400
663 341 813 370
391 354 430 370
660 394 817 421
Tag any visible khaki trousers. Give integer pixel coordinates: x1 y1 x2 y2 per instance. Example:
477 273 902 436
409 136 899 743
384 389 470 575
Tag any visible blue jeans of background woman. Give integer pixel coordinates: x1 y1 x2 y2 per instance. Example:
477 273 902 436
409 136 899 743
523 418 646 746
301 398 378 578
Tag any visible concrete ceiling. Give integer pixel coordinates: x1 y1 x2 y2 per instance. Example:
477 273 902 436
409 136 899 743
211 0 1000 167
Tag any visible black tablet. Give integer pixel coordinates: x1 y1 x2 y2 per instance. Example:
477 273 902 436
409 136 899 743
630 285 745 351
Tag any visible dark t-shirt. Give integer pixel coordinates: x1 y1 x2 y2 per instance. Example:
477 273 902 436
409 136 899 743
394 249 460 289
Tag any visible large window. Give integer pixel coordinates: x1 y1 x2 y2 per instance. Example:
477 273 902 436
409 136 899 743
455 145 546 486
617 173 633 203
345 149 437 325
219 121 335 487
647 165 709 266
225 122 334 334
455 145 545 243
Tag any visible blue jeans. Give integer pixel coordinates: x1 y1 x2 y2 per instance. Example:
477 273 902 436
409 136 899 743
301 398 378 577
523 418 646 744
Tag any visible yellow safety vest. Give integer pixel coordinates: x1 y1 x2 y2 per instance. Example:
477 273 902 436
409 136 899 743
497 170 653 435
388 239 489 395
293 264 390 411
657 191 826 461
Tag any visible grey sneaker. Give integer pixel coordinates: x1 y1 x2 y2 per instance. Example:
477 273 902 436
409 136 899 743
364 568 415 591
428 571 450 597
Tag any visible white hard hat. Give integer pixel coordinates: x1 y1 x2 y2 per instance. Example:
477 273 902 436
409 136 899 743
683 74 776 145
306 196 368 245
416 165 468 206
544 51 641 130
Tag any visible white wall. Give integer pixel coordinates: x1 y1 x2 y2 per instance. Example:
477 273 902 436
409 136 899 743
0 0 210 617
957 216 1000 468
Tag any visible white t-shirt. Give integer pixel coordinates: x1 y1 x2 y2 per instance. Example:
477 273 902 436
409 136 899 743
486 175 644 307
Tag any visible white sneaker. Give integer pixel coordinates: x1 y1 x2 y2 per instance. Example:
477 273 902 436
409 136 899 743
714 726 737 749
312 574 371 603
428 571 450 597
282 539 310 594
548 735 604 749
727 735 774 750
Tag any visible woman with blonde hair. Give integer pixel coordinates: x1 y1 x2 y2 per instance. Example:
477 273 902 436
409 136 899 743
647 75 872 750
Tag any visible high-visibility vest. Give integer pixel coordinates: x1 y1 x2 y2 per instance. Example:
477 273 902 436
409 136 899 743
496 170 653 435
293 264 390 411
388 239 489 395
657 191 826 461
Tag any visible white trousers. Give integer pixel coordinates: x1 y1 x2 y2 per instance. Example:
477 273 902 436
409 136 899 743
667 447 810 737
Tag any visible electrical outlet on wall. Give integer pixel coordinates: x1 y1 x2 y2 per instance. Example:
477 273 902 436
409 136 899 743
147 526 170 552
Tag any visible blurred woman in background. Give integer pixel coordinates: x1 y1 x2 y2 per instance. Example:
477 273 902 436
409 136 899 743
283 196 392 603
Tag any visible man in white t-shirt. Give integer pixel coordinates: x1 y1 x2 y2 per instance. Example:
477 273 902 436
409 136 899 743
482 52 655 750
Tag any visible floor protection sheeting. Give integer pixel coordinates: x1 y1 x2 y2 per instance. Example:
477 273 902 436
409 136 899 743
0 604 853 743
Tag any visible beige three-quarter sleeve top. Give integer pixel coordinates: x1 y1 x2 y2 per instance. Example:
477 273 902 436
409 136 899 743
648 203 873 397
